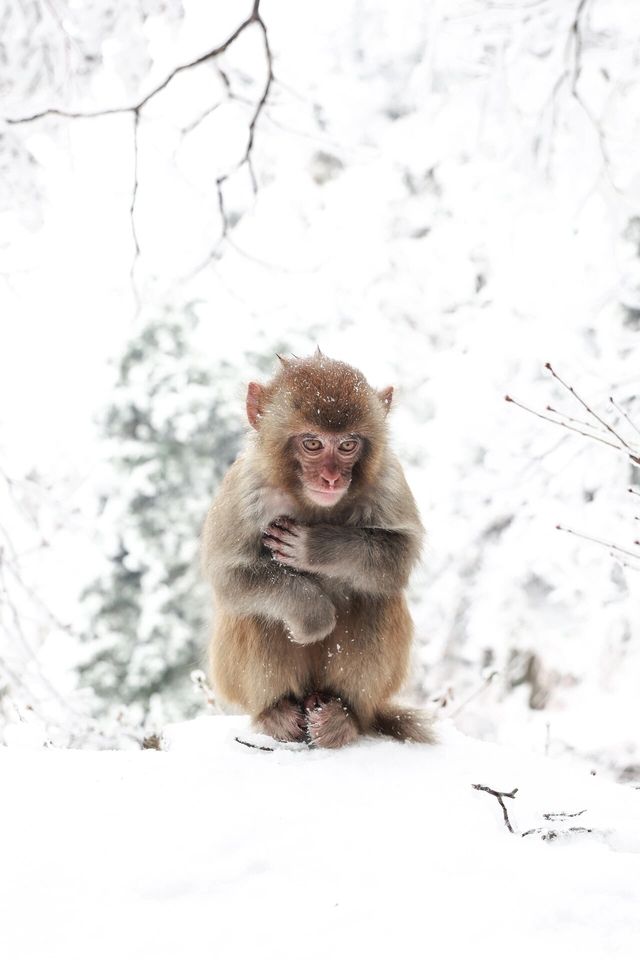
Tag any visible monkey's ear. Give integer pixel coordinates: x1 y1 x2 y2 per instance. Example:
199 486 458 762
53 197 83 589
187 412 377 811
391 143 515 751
246 382 265 429
378 386 394 415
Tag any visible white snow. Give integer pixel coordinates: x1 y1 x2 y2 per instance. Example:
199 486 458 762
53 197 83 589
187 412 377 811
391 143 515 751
2 716 639 960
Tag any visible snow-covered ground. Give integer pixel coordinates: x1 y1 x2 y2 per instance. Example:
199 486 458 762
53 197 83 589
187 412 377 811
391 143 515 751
3 716 639 959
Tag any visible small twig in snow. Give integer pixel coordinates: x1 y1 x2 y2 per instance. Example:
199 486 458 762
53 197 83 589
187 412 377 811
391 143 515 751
543 809 587 820
447 671 498 719
522 826 593 840
472 784 518 834
190 670 219 712
235 736 275 752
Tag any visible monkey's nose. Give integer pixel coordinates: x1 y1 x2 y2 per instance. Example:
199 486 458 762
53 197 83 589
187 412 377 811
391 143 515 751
320 468 341 487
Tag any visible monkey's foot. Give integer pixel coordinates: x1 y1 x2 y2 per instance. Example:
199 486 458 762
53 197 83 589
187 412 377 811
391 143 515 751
254 696 307 743
305 693 359 749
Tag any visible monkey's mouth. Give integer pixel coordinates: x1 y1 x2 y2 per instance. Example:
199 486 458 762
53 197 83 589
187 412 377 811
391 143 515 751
304 486 348 506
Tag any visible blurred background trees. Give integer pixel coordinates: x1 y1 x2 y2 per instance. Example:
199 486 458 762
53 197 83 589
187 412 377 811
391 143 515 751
1 0 639 773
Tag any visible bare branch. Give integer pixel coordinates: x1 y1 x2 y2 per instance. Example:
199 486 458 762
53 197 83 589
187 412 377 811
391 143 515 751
235 735 275 752
546 405 608 436
472 783 518 834
543 809 587 820
4 3 262 125
556 524 640 561
4 0 276 288
505 395 623 454
569 0 590 95
446 671 498 719
215 3 275 228
522 826 593 840
129 109 141 308
610 397 640 440
545 363 632 451
506 368 640 466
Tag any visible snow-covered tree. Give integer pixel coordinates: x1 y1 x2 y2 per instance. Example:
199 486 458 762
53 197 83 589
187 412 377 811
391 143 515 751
80 307 248 720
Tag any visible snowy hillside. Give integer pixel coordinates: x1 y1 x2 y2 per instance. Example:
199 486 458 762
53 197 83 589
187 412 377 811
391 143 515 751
3 717 639 960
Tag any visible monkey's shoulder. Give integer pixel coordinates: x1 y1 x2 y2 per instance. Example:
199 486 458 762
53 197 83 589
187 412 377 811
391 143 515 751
353 454 422 532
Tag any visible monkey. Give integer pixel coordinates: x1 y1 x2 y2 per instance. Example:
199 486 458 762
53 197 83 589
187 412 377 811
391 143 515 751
201 350 435 749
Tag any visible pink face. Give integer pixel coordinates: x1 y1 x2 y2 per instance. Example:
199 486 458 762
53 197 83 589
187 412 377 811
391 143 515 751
294 431 362 507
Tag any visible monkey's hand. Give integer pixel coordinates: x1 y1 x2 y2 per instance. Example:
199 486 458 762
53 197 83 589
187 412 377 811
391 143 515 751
262 518 313 572
263 516 417 597
262 519 335 642
286 590 337 645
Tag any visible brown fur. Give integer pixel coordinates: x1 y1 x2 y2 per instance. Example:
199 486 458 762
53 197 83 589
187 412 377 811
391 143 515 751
201 354 435 747
306 696 359 749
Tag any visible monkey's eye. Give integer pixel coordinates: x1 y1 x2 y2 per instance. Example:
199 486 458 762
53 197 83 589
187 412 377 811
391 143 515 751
338 439 360 454
302 437 323 452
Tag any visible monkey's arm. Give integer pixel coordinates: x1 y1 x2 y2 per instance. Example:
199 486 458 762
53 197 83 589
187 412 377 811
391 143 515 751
212 557 336 644
263 520 420 596
202 480 336 644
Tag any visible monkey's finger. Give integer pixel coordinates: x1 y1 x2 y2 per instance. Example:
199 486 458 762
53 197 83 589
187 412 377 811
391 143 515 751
263 534 291 552
265 526 297 546
271 517 299 535
272 550 295 565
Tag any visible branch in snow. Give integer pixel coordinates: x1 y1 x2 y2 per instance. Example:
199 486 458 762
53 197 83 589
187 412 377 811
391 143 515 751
543 809 587 820
522 826 593 841
235 736 275 752
190 670 220 713
472 783 519 834
522 809 595 841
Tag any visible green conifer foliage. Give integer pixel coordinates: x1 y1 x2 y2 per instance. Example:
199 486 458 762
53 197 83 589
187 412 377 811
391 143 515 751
80 309 245 721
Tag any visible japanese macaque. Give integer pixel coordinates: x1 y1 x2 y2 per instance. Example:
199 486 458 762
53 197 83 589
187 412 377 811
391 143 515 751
201 351 434 748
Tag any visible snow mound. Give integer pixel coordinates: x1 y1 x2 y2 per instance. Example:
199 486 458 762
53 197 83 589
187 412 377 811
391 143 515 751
2 717 639 959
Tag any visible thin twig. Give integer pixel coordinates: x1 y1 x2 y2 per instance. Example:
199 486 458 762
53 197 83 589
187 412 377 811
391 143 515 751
472 784 518 834
129 109 141 309
505 395 622 453
556 524 640 561
610 397 640 440
215 1 274 227
546 405 608 435
447 671 498 719
5 0 275 278
4 5 261 125
235 735 274 752
522 826 592 840
545 363 632 450
543 809 586 820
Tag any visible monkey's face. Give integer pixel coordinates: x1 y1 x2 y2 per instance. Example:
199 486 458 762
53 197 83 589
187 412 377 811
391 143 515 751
293 431 362 508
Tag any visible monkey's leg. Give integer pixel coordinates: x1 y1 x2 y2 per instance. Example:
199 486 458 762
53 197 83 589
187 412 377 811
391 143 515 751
210 611 314 728
304 692 359 749
319 594 433 741
255 695 307 742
